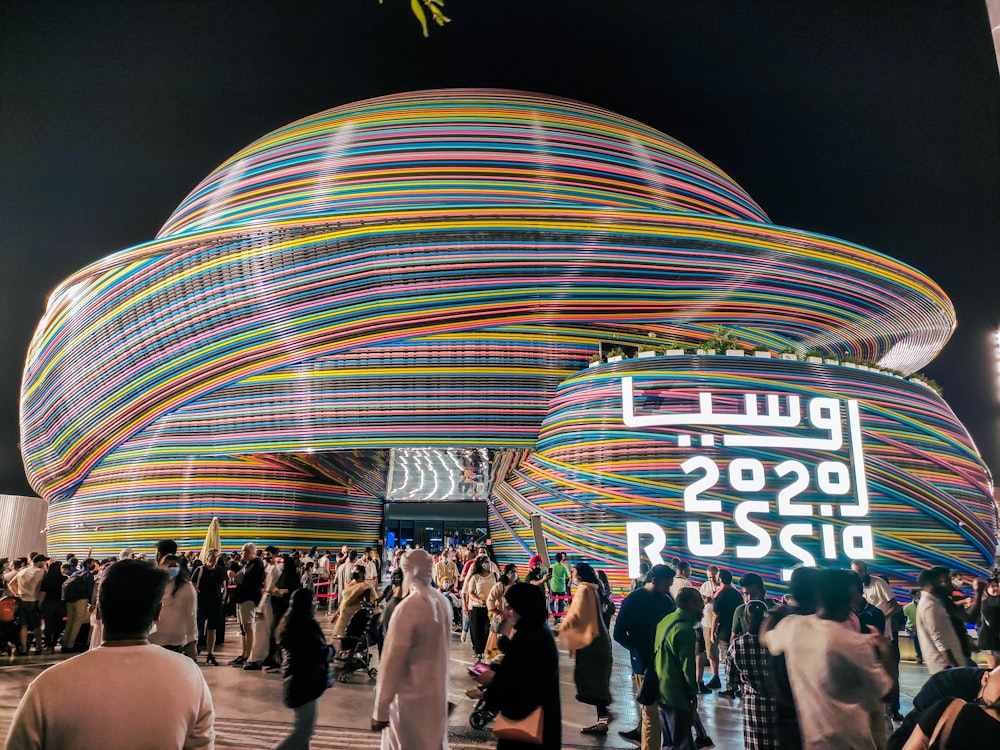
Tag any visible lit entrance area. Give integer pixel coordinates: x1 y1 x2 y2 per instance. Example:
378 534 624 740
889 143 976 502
383 447 491 550
383 502 488 551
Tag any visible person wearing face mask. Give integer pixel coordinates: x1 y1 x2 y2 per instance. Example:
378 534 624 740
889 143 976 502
377 569 406 654
462 555 498 662
970 578 1000 669
332 564 377 639
477 583 562 749
886 666 989 750
150 554 198 660
901 666 1000 750
557 562 614 736
485 564 519 658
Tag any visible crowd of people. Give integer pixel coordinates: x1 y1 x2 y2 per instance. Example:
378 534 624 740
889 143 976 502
1 540 999 750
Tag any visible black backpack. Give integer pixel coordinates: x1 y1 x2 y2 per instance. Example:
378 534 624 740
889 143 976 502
62 573 88 603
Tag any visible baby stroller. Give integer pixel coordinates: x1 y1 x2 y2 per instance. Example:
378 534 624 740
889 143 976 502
469 695 497 731
467 662 497 731
333 603 378 683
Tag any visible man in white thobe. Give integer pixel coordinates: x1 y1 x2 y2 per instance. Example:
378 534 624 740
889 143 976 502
371 548 451 750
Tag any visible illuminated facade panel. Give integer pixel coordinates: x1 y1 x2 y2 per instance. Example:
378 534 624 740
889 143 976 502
19 90 994 590
489 358 994 594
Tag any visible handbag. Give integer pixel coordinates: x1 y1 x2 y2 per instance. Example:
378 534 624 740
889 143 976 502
599 588 617 625
493 706 544 745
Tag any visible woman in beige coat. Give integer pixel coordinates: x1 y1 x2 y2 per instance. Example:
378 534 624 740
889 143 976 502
556 562 614 735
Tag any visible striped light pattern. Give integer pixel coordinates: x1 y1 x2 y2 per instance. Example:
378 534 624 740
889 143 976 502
158 89 770 237
489 358 995 597
19 90 992 578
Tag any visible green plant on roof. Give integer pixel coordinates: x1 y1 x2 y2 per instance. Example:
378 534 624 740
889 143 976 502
704 326 741 352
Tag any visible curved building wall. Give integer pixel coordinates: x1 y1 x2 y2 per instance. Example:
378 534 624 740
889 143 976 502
22 218 954 505
157 89 770 237
45 453 386 557
489 358 995 595
0 495 47 559
19 89 994 584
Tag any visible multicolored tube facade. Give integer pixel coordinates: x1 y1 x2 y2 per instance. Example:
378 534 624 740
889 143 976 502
21 89 994 594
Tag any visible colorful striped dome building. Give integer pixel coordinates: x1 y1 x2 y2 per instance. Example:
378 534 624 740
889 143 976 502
21 90 996 593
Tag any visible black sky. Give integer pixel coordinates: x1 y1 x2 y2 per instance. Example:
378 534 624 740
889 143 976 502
2 1 999 497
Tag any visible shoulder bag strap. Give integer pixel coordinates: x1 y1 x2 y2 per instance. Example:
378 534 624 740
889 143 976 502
928 698 965 750
659 620 697 701
652 619 681 658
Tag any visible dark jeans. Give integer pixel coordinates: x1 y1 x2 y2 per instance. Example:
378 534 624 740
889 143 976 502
469 606 489 656
40 600 65 649
268 596 289 664
888 637 901 711
657 705 694 750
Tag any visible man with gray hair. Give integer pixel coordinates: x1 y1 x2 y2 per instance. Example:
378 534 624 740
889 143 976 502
371 548 452 750
228 542 265 667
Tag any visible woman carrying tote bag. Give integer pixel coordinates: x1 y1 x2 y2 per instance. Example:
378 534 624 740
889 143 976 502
480 583 561 749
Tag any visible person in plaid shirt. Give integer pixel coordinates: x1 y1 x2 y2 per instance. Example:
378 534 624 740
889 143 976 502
726 600 779 750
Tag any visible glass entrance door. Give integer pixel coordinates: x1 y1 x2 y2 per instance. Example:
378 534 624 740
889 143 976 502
383 502 488 552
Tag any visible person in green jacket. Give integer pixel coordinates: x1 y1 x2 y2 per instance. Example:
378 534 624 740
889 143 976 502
654 587 705 750
548 552 570 614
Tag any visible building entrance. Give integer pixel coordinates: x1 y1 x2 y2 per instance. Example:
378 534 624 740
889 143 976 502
383 502 488 552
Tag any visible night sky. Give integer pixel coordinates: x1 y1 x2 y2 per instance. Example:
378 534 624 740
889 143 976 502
2 1 998 497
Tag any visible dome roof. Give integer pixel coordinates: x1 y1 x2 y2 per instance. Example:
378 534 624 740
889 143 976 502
157 89 769 238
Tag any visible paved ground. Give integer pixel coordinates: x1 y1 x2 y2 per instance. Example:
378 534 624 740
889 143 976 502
0 616 931 749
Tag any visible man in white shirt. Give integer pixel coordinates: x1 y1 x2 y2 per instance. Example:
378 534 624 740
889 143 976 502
669 561 694 599
851 561 902 638
363 548 380 585
9 554 49 655
316 551 331 581
2 559 21 589
247 545 281 670
698 565 720 691
915 566 965 674
6 558 214 749
764 568 895 750
336 550 359 596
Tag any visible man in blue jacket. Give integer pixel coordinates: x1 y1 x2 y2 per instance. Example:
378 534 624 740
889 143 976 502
614 564 676 749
